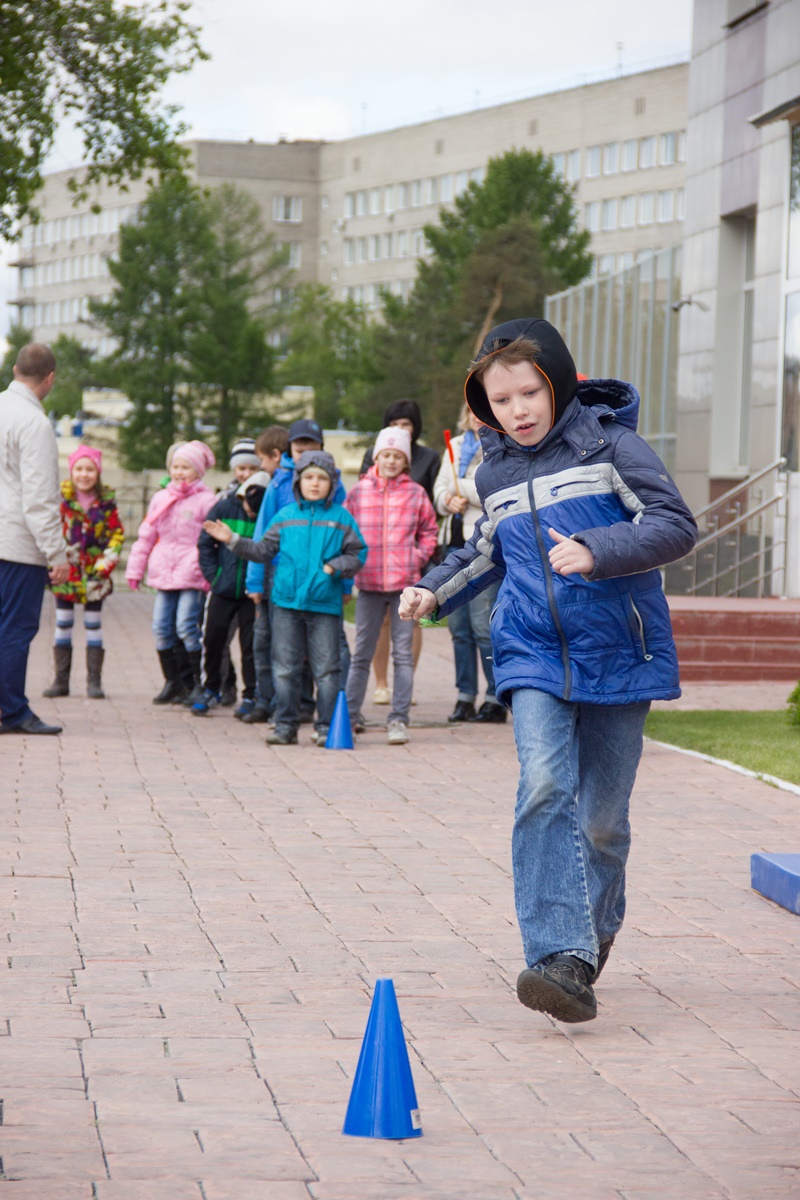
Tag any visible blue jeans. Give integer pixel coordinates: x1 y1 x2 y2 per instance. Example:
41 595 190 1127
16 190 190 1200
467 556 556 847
151 589 205 653
511 688 650 971
271 606 341 735
447 577 500 702
0 559 48 729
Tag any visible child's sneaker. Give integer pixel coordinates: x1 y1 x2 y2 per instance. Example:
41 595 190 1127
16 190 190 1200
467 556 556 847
191 689 221 716
311 726 329 746
516 954 597 1023
373 687 391 705
387 720 409 745
353 713 367 734
234 698 256 720
266 728 298 745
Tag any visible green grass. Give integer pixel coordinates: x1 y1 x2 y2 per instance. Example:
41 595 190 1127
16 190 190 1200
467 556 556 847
644 709 800 787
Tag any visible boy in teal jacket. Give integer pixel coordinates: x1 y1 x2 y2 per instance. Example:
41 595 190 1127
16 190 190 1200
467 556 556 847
203 451 366 746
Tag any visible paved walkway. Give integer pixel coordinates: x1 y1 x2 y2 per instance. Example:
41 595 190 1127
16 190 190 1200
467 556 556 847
2 592 799 1199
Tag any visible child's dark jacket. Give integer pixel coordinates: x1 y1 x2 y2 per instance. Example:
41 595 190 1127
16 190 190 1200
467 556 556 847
228 493 366 617
418 379 698 706
197 492 256 599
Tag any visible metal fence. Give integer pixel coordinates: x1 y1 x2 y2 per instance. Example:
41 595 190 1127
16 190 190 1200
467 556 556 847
545 245 682 472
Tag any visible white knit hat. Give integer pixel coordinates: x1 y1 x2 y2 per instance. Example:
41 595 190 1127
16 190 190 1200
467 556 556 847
373 426 411 465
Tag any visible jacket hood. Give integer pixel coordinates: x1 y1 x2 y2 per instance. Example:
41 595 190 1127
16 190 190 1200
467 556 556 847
292 449 338 506
465 318 578 434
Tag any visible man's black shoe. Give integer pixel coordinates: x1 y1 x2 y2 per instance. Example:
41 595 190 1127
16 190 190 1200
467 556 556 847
516 954 597 1023
594 936 615 981
1 713 62 736
448 700 476 723
468 701 508 724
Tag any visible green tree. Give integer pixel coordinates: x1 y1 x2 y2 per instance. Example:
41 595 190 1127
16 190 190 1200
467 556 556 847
46 334 103 420
0 0 205 240
277 284 378 428
0 321 33 390
369 148 592 433
91 172 215 470
187 184 289 457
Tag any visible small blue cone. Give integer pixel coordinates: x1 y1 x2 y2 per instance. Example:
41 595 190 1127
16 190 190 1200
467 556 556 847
325 689 354 750
343 978 422 1139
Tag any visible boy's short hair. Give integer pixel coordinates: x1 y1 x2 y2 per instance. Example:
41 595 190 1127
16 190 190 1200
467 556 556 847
469 335 543 386
255 425 289 458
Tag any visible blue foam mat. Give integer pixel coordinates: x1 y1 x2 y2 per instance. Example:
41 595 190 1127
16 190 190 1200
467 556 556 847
750 853 800 915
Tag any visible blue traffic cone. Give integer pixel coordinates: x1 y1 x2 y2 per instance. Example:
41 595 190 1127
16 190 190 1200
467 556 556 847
343 978 422 1140
325 689 354 750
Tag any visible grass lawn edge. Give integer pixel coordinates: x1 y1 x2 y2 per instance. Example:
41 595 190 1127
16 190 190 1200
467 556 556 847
644 736 800 798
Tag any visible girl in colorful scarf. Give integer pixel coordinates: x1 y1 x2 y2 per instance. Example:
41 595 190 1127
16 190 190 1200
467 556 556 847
44 444 124 699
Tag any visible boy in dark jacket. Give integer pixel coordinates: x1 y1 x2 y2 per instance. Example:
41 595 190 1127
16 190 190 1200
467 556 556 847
194 472 270 716
400 318 697 1025
203 451 366 746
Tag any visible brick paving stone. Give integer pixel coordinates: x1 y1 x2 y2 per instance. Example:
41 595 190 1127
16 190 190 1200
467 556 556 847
1 592 800 1197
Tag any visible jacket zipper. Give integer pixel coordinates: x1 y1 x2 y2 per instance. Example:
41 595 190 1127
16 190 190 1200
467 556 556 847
630 598 653 661
382 482 389 592
526 460 572 700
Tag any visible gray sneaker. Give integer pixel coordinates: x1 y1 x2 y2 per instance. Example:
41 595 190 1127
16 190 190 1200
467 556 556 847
516 954 597 1023
387 720 409 745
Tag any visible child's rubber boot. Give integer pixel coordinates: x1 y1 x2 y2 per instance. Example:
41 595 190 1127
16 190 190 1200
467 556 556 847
182 648 205 707
86 645 105 699
153 648 187 704
43 644 72 697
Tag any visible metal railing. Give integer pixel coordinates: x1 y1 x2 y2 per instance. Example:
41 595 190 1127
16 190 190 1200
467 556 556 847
668 459 788 597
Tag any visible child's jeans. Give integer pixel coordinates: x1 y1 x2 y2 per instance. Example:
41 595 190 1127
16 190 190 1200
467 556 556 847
152 589 205 654
271 606 341 736
447 577 500 703
511 688 650 972
345 590 413 725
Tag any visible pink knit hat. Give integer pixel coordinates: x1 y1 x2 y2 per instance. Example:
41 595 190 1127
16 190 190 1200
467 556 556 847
171 440 216 478
373 426 411 465
68 444 102 473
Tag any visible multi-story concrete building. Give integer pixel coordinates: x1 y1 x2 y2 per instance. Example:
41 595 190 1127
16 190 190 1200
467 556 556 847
10 62 688 356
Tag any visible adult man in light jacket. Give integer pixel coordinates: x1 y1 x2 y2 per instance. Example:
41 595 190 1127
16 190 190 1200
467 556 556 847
0 343 69 735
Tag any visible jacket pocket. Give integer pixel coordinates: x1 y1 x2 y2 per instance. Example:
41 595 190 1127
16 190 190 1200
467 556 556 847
626 595 653 663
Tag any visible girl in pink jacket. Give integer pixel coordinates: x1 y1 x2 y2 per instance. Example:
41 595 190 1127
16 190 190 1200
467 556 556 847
126 441 216 704
344 426 438 746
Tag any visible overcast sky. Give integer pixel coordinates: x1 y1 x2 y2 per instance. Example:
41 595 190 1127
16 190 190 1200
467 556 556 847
2 0 694 342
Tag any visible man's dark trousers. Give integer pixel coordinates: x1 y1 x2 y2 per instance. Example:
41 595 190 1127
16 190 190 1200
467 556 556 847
0 559 48 729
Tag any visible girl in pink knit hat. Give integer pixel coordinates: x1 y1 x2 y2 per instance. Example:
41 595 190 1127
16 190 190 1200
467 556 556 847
126 441 216 705
44 444 124 700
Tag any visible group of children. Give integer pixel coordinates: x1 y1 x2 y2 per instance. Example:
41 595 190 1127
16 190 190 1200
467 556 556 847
44 417 439 748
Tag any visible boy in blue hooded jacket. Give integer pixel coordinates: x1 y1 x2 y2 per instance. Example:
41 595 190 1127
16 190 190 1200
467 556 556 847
400 319 697 1024
204 450 366 747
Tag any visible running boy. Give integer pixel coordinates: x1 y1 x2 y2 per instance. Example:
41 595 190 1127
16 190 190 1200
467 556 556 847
203 451 366 746
400 318 697 1023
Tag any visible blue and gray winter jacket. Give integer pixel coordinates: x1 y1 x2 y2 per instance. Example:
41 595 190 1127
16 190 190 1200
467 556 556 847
419 331 697 706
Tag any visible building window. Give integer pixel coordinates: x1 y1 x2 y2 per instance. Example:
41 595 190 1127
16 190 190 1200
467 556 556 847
619 195 636 228
283 243 301 269
357 237 367 263
435 139 444 155
603 143 619 175
382 232 393 259
584 202 600 233
470 166 484 184
352 157 361 172
639 136 656 169
411 180 423 207
788 124 800 280
566 150 581 181
455 170 469 196
440 174 453 202
369 234 380 260
638 193 654 225
634 97 646 116
413 230 426 256
397 231 409 258
552 152 565 178
656 190 675 223
344 193 355 219
618 251 634 271
321 194 329 209
273 195 302 222
425 177 437 205
676 188 686 221
601 199 617 231
677 131 687 163
320 240 328 257
528 118 538 136
621 139 638 172
356 190 368 217
599 254 616 275
370 188 382 216
397 183 408 210
384 185 396 214
659 133 676 166
586 146 602 177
